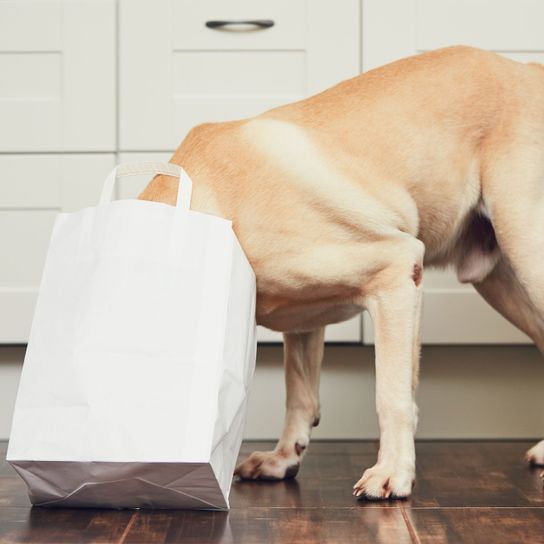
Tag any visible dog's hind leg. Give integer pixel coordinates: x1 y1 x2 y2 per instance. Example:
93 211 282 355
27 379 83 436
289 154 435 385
482 143 544 471
235 327 324 480
472 257 544 352
473 256 544 468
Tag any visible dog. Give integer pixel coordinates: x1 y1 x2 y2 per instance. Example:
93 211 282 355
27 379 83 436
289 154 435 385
139 45 544 499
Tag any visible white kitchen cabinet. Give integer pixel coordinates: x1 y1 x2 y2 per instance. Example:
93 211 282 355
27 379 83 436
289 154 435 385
118 153 363 343
119 0 360 151
0 155 116 342
0 1 116 152
361 0 540 344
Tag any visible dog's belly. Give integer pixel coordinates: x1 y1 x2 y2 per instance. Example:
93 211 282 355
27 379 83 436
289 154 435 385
257 300 362 333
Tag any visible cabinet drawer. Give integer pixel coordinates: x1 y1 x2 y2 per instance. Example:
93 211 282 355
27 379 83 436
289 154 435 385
0 154 115 343
120 0 359 150
258 317 362 343
0 0 116 152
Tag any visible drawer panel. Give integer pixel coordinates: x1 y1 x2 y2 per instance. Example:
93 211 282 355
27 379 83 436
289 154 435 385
0 53 61 98
258 316 362 343
172 51 307 95
0 0 116 152
0 1 61 52
120 0 359 150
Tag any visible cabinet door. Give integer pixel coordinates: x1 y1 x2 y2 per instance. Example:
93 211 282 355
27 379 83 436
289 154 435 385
362 0 540 344
0 155 115 343
119 0 360 151
362 0 544 70
119 153 362 343
0 0 116 152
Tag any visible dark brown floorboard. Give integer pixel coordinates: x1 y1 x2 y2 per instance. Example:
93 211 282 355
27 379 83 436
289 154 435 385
1 440 543 543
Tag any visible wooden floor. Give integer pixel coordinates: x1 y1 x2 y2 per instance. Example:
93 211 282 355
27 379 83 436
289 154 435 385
1 440 544 543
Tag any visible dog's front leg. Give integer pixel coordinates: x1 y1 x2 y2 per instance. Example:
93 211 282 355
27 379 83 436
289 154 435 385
235 327 324 480
354 264 422 499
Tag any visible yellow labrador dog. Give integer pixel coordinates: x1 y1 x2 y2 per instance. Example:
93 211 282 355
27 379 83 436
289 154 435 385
140 45 544 499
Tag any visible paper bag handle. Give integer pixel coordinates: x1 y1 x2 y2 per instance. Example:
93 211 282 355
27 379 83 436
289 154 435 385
99 162 193 210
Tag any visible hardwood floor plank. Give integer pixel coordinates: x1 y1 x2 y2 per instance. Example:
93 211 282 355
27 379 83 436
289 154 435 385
0 476 31 508
407 507 544 544
231 474 385 509
0 506 133 544
407 441 543 508
120 508 412 544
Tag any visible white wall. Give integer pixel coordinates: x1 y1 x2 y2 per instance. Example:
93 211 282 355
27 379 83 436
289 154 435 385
2 344 543 441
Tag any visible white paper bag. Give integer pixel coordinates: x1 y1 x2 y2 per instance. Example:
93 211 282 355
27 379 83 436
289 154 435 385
7 162 257 510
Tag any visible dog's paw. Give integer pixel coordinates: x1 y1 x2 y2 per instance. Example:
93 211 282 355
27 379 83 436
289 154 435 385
525 440 544 467
353 464 415 500
235 450 300 481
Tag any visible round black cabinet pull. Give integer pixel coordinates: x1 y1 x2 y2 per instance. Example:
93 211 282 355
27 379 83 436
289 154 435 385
205 19 275 30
